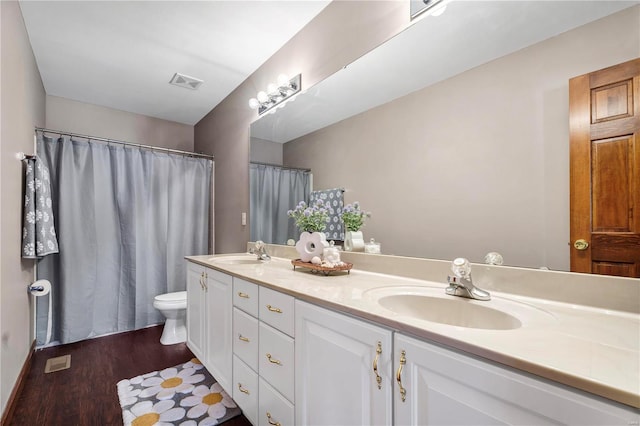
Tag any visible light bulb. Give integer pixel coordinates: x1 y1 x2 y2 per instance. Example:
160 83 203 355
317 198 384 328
257 91 269 103
267 83 278 95
248 98 260 109
277 74 289 87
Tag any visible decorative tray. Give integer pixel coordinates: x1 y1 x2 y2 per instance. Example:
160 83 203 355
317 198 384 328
291 259 353 276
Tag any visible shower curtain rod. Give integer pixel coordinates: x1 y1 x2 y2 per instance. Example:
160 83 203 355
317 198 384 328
250 161 311 172
35 127 214 160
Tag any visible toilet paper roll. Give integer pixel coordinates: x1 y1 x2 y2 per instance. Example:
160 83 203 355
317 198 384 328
29 279 51 296
29 279 52 345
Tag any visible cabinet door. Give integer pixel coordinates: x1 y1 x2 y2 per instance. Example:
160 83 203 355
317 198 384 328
186 262 205 361
259 378 294 426
260 286 295 337
394 333 638 425
295 301 393 426
259 322 294 403
233 307 259 372
234 278 259 316
233 355 259 426
204 268 233 394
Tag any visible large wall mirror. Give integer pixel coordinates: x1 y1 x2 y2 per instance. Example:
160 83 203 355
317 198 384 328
250 1 639 271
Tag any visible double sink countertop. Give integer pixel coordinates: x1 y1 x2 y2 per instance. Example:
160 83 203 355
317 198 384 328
186 253 640 410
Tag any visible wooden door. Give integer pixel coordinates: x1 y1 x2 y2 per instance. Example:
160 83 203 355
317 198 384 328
569 58 640 277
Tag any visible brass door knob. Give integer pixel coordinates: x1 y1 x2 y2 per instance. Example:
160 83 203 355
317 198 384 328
573 239 589 250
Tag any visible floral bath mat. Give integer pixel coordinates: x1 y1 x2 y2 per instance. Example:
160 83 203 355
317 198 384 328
117 358 241 425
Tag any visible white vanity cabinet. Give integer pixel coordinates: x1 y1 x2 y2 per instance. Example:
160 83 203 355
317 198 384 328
393 333 638 425
295 300 394 426
205 268 233 393
188 257 639 425
185 262 233 393
232 279 296 426
186 262 206 361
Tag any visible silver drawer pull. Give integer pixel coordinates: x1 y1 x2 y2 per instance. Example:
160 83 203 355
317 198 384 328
238 383 250 395
238 334 250 342
238 292 250 298
266 353 282 365
266 304 282 313
266 412 281 426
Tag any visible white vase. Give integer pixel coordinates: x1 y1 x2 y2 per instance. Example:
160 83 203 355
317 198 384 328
344 230 365 252
295 231 329 262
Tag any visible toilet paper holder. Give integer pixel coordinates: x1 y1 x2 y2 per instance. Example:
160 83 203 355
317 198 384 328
28 279 51 295
29 284 45 292
27 279 53 345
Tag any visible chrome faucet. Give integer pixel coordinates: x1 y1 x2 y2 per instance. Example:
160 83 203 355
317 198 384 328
253 240 271 261
445 258 490 301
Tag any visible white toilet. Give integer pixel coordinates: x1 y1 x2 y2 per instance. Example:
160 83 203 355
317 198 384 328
153 291 187 345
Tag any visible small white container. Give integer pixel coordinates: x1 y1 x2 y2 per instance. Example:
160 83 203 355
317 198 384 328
364 238 381 254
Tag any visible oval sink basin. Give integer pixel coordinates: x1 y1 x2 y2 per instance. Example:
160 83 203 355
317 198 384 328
364 286 554 330
208 256 263 265
378 294 520 329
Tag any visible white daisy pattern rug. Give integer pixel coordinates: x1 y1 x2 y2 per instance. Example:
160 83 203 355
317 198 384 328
117 358 241 425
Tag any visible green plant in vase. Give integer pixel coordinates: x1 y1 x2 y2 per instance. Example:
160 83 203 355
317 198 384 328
341 201 370 232
287 200 330 233
341 202 370 251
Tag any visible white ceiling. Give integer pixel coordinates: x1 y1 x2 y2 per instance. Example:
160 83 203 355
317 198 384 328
19 0 330 125
251 0 639 143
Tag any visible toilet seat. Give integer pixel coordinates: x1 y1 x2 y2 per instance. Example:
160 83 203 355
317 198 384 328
153 291 187 310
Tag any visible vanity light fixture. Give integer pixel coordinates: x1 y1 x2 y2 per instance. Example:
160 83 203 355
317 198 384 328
411 0 448 20
249 74 301 115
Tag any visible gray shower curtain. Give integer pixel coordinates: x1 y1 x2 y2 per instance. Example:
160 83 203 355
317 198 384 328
250 163 310 245
36 134 212 345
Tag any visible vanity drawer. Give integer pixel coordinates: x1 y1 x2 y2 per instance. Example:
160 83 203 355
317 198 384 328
234 278 258 316
258 377 294 426
233 308 259 371
259 322 294 403
259 286 294 337
233 355 258 426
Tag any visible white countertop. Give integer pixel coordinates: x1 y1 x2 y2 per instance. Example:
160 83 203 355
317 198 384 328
186 254 640 409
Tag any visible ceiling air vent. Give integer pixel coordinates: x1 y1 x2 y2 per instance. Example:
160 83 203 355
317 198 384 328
169 73 203 90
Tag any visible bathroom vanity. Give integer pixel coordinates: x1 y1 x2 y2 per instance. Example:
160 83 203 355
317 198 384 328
185 249 639 425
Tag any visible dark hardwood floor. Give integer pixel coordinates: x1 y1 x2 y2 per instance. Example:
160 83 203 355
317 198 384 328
7 326 251 426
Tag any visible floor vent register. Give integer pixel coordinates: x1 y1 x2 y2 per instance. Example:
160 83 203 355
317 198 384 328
44 354 71 373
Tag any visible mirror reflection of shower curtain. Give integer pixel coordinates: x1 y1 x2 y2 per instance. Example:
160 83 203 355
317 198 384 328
250 163 310 245
35 134 212 346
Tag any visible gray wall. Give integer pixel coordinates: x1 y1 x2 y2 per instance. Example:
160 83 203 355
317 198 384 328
195 1 410 253
283 7 640 270
46 95 194 151
0 0 46 414
250 137 283 165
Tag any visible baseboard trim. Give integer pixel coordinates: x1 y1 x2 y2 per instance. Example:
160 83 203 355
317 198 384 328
1 340 36 425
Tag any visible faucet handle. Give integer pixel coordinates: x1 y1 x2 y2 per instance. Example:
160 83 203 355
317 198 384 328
484 252 504 266
451 258 471 278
